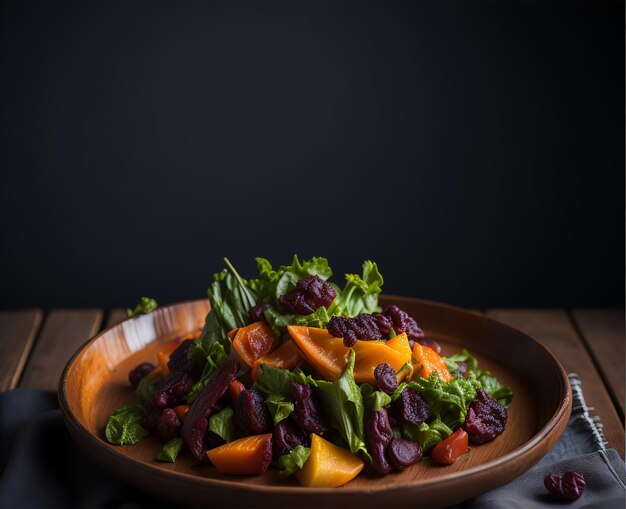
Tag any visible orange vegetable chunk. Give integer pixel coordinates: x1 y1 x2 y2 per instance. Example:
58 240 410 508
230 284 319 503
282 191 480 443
295 433 364 487
412 343 453 382
156 340 181 378
229 379 246 402
173 405 190 422
287 326 348 381
231 322 280 368
206 433 273 475
386 332 412 360
252 340 303 382
431 428 468 465
352 337 410 384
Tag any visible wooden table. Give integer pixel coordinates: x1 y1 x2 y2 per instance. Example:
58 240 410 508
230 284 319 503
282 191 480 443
1 307 623 457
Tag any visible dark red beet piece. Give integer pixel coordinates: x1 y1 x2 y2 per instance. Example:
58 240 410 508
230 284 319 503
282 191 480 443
128 362 156 388
388 438 423 470
278 275 336 315
152 372 192 409
157 408 181 440
167 340 197 376
374 363 398 394
290 382 328 435
181 360 239 461
366 408 393 475
544 471 586 500
234 389 272 436
384 305 425 341
272 419 309 457
393 388 429 425
465 388 507 444
248 302 272 324
328 314 383 347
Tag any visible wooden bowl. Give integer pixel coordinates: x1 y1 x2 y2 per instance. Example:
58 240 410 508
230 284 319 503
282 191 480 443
59 296 571 508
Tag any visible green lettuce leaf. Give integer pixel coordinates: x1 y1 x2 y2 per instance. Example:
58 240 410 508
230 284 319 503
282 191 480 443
360 383 392 412
328 261 383 317
105 404 149 445
314 351 372 465
264 306 332 334
135 375 161 406
127 297 158 317
186 342 229 404
264 394 295 426
157 437 184 462
252 364 316 399
278 445 311 478
402 417 452 451
208 406 234 443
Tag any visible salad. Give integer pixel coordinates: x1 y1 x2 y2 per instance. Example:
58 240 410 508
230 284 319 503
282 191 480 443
106 256 512 487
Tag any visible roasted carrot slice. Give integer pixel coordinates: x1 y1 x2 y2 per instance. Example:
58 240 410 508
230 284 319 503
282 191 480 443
252 340 303 383
173 405 190 422
231 322 280 368
412 343 453 382
157 340 181 378
206 433 273 475
352 333 411 384
288 326 348 381
229 379 246 402
295 433 364 487
431 428 468 465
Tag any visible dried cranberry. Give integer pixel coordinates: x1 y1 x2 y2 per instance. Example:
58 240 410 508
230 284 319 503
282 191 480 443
278 275 336 315
544 471 586 500
290 382 328 435
128 362 156 388
181 360 238 461
393 388 429 425
366 408 393 475
465 388 507 444
328 314 383 347
167 340 197 375
373 313 393 335
152 372 192 409
157 408 181 440
234 389 272 436
248 302 272 323
272 419 309 457
388 438 423 470
383 305 425 341
417 338 441 354
374 363 398 394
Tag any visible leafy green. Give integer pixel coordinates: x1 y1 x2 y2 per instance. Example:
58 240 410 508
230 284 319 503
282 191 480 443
189 257 258 363
187 342 229 404
253 364 316 399
264 305 332 334
444 349 513 407
474 371 513 407
157 437 185 462
208 406 234 443
360 383 392 412
105 405 149 445
403 418 452 451
127 297 158 317
328 261 383 317
407 373 479 430
278 445 311 478
314 351 372 465
135 375 161 406
264 394 295 426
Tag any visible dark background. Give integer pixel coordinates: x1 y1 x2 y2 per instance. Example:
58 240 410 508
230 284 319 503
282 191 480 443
1 1 623 311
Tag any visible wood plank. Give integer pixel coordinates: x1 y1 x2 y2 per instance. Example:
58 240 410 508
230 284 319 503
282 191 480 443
486 309 624 457
19 309 103 391
106 308 128 328
571 309 624 418
0 309 43 391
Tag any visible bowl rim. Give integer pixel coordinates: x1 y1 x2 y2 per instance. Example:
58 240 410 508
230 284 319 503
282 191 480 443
58 296 572 496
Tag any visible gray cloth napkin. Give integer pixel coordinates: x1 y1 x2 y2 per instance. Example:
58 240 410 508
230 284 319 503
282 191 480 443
0 374 623 508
